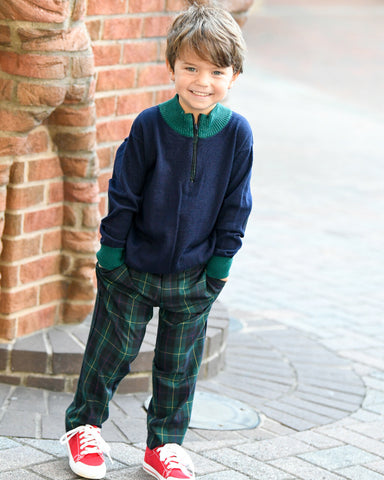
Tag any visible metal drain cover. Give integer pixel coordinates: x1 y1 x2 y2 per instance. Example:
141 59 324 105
144 391 260 431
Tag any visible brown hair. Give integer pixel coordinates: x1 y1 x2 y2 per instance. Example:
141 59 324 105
166 2 246 74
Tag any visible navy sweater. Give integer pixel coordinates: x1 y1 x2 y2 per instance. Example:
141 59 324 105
98 95 253 278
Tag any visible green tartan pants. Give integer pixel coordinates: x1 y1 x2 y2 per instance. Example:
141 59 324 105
65 263 225 448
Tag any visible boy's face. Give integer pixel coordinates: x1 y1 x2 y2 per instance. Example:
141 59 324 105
166 48 239 121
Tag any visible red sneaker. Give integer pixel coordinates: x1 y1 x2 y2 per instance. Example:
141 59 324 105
143 444 195 480
60 425 111 479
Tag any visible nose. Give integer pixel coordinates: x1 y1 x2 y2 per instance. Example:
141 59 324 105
195 70 210 86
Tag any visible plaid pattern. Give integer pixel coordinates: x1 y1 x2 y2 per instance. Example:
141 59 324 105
65 263 224 449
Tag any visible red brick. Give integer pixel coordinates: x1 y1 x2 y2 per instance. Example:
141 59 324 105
49 104 96 127
97 118 133 143
138 64 170 87
0 25 11 46
0 52 68 79
87 0 126 15
143 16 173 37
0 1 69 22
42 230 62 253
22 128 50 155
98 195 108 218
0 191 6 212
62 230 98 253
117 91 153 115
0 318 17 341
97 147 113 169
17 306 56 338
72 0 87 21
64 83 87 104
64 181 99 203
167 0 187 12
28 157 62 182
63 302 93 324
0 108 40 134
52 130 96 152
95 96 116 118
67 277 95 302
0 286 38 314
18 26 90 52
3 213 22 236
60 156 89 178
98 171 112 195
49 181 64 203
123 41 158 64
103 18 143 40
83 204 100 228
24 206 63 233
20 255 61 284
6 185 45 210
17 83 66 107
63 205 77 226
86 19 102 41
72 55 95 78
40 280 65 304
1 235 41 262
96 67 136 92
0 136 25 157
93 44 121 67
0 129 50 159
9 161 25 185
129 0 165 13
0 265 19 288
156 87 176 104
0 78 14 101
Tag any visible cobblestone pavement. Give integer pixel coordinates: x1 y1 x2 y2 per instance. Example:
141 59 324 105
0 1 384 478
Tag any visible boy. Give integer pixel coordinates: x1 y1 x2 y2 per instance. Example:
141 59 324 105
60 3 253 480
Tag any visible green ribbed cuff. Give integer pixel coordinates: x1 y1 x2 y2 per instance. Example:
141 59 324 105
96 245 125 270
206 255 233 279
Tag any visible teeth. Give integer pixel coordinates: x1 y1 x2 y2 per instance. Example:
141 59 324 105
192 91 210 97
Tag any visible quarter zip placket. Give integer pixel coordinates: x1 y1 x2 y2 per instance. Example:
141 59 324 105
190 118 199 183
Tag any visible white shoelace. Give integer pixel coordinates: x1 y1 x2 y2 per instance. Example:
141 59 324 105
60 425 112 463
156 444 194 477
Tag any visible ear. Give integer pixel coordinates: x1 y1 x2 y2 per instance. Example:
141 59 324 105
228 71 240 90
166 59 175 82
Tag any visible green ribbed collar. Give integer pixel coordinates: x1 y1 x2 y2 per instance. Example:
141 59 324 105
159 95 232 138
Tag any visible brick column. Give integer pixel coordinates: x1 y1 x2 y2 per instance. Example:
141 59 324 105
0 0 98 339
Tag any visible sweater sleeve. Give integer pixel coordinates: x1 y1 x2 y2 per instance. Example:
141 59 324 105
213 133 253 263
99 115 150 248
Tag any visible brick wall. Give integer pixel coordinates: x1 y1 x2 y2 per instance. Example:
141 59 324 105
0 0 254 341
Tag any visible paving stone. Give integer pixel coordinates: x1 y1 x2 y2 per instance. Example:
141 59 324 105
347 419 384 439
299 445 380 470
0 445 53 472
0 470 44 480
337 465 384 480
199 471 250 480
312 426 384 457
11 332 48 374
203 448 295 479
291 431 344 449
269 457 348 480
366 461 384 475
6 386 47 414
234 437 314 461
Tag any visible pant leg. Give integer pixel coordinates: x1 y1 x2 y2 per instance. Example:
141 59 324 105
65 264 156 431
146 266 225 448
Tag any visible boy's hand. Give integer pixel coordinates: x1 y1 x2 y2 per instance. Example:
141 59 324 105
220 278 228 282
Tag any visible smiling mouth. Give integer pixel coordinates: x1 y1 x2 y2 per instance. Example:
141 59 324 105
191 91 211 97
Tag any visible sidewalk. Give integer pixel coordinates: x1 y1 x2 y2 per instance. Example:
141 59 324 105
0 1 384 478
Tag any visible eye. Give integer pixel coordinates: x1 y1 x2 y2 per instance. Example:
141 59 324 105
213 70 224 76
185 66 196 72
